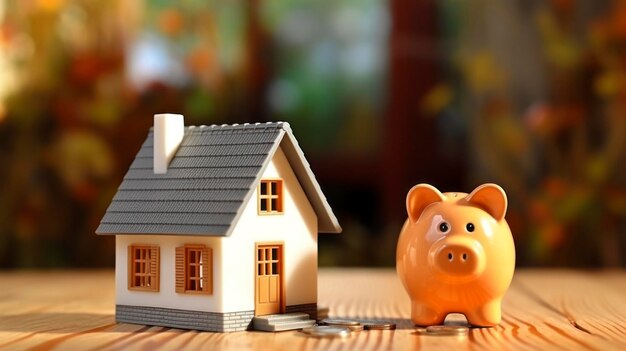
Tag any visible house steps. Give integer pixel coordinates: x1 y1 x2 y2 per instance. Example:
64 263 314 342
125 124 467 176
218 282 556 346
252 312 316 332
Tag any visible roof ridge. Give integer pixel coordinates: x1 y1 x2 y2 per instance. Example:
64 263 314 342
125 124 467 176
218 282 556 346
190 121 289 132
147 122 291 134
148 121 291 132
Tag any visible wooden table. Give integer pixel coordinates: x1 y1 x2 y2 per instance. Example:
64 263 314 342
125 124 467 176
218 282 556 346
0 269 625 350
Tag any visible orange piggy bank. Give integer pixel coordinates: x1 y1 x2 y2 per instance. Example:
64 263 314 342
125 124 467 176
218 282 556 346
396 183 515 327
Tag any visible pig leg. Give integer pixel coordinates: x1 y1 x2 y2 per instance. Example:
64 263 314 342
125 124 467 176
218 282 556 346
411 302 446 326
465 299 502 327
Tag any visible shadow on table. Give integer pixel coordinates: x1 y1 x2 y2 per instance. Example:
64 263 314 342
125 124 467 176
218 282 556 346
0 313 122 333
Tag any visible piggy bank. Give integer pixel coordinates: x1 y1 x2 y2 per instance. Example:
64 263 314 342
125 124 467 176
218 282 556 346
396 183 515 327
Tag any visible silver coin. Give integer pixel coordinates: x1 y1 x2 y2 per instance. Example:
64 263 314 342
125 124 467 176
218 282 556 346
319 318 361 327
301 325 351 338
425 325 469 336
360 320 397 330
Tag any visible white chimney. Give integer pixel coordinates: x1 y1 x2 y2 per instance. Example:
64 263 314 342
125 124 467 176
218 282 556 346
153 113 184 174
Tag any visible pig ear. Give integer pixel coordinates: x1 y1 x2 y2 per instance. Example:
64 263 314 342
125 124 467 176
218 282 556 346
466 183 508 221
406 184 445 223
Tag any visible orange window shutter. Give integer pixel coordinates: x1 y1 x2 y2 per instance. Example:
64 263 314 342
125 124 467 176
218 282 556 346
202 247 213 294
127 245 133 290
150 246 160 291
175 246 185 293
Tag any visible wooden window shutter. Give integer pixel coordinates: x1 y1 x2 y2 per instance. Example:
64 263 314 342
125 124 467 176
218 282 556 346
127 245 133 290
202 247 212 294
150 246 160 291
175 246 185 293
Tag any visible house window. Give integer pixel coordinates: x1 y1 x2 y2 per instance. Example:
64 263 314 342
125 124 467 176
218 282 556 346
176 245 212 294
259 179 283 214
257 245 280 277
128 245 160 292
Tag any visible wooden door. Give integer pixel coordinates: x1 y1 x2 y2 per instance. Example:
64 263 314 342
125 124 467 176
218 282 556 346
255 244 283 315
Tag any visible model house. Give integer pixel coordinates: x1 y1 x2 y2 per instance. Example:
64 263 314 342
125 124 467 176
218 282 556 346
96 114 341 332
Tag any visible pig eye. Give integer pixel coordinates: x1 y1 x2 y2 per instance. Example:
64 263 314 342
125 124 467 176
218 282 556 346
466 223 475 232
439 222 450 233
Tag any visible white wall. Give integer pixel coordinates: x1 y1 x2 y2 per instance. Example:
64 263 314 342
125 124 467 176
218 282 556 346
221 146 318 312
116 235 224 312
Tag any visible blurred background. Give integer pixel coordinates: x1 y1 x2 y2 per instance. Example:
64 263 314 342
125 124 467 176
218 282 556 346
1 0 625 269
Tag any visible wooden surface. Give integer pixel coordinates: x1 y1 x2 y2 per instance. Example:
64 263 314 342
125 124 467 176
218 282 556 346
0 269 625 350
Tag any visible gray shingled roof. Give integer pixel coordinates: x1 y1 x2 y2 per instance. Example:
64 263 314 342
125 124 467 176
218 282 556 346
96 122 341 236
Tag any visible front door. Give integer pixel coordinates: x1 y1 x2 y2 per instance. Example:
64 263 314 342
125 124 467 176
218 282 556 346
255 243 283 315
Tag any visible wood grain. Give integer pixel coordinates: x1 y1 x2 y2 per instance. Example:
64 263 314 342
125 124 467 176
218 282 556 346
0 269 624 350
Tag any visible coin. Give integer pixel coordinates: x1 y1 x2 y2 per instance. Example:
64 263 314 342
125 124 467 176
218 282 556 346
319 318 361 327
301 325 352 338
360 320 397 330
425 325 469 336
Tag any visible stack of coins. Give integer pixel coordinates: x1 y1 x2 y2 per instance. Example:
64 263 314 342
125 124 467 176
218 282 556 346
320 318 397 331
359 320 397 331
301 325 351 338
415 325 470 336
320 319 364 332
301 318 397 338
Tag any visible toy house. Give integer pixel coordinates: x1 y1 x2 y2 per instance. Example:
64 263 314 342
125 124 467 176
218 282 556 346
96 114 341 332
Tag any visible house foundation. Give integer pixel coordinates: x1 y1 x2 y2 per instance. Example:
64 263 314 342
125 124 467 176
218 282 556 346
116 303 318 332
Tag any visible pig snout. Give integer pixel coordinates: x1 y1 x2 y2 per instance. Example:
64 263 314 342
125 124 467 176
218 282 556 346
429 236 486 279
